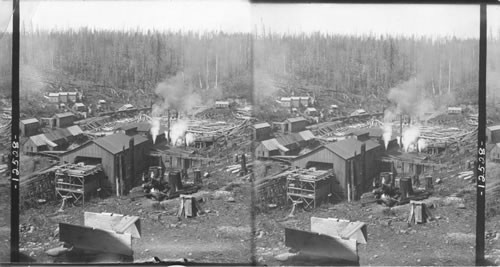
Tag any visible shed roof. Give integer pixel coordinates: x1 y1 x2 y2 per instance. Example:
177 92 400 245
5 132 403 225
54 112 74 118
324 139 380 160
29 134 57 147
286 116 306 123
73 103 85 107
93 133 149 154
44 128 71 141
253 122 271 129
276 133 303 147
260 138 289 152
298 130 315 141
21 118 39 124
48 93 59 97
280 97 291 101
66 125 83 136
487 125 500 132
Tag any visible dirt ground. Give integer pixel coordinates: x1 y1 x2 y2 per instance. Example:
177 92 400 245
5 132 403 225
255 166 478 266
19 166 254 264
18 162 486 265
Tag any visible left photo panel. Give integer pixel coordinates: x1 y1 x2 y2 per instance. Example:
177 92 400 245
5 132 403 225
18 0 254 264
0 0 12 263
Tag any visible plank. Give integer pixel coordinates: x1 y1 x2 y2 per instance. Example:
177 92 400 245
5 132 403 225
59 223 133 256
185 198 193 217
84 212 141 238
311 217 367 244
285 228 358 263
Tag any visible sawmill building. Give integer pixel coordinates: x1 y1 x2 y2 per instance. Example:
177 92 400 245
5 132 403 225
60 133 150 194
291 137 383 200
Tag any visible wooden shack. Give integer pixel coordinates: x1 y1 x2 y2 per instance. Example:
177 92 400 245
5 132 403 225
59 133 150 195
20 118 39 137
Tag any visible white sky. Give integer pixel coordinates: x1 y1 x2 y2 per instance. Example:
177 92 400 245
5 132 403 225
252 4 487 38
16 0 252 33
0 1 499 38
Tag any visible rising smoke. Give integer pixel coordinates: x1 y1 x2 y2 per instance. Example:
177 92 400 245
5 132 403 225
150 73 202 145
382 77 436 151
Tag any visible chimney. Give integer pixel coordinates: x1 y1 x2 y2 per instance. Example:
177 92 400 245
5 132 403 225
361 143 366 200
400 114 403 149
129 137 135 187
167 109 171 143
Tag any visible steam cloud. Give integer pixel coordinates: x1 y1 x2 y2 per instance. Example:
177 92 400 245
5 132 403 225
170 119 195 147
382 77 436 151
150 73 202 145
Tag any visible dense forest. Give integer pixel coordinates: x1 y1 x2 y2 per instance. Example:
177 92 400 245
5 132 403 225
254 32 497 105
0 28 499 109
1 29 253 102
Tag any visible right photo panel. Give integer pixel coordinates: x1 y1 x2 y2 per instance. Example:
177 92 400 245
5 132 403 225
486 5 500 266
251 4 480 266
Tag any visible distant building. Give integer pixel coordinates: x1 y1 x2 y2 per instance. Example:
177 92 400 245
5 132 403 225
20 118 39 137
280 97 291 108
67 92 78 102
487 125 500 144
23 134 55 153
60 133 150 194
292 137 383 200
73 103 86 112
290 97 301 108
53 112 75 128
490 143 500 163
59 92 68 103
22 126 80 153
447 107 462 114
252 122 272 141
254 130 315 158
299 96 311 107
304 107 318 116
285 117 308 133
48 93 59 103
215 101 230 109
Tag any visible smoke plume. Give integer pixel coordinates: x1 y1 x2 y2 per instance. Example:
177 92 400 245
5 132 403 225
150 73 202 143
150 117 160 144
170 119 195 147
401 125 420 152
382 77 436 151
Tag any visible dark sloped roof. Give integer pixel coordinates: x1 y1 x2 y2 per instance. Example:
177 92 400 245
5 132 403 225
44 128 71 141
93 133 149 154
324 139 380 160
